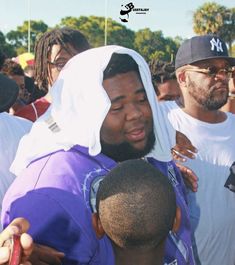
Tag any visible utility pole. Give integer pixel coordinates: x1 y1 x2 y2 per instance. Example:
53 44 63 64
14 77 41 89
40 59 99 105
104 0 108 45
27 0 31 53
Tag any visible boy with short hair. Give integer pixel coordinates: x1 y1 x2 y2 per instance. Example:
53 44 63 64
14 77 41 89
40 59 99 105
93 159 181 265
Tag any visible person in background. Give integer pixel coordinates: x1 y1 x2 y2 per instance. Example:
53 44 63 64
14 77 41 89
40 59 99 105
0 73 32 211
2 46 195 265
93 159 180 265
23 63 46 104
149 59 181 102
220 66 235 114
24 65 35 79
35 27 90 93
24 75 46 104
15 27 90 122
1 59 31 114
4 56 45 106
14 27 90 122
0 53 63 265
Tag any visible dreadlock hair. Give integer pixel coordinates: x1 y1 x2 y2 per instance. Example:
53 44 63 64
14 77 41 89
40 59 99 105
34 27 90 91
103 53 141 80
96 159 176 249
1 59 24 76
148 59 176 85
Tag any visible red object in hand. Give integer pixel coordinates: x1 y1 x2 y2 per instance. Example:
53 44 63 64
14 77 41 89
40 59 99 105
8 235 22 265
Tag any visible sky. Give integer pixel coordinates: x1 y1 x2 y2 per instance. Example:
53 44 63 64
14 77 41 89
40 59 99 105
0 0 234 39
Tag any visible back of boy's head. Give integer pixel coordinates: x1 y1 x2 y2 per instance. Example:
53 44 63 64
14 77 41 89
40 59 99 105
96 159 176 249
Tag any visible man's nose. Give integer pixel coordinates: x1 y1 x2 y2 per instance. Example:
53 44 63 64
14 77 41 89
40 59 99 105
125 103 142 121
214 70 231 81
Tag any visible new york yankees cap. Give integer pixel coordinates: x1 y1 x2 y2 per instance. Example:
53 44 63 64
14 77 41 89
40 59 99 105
175 35 235 69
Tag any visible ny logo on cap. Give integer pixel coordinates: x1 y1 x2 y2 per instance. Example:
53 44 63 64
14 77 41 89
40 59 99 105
210 38 223 52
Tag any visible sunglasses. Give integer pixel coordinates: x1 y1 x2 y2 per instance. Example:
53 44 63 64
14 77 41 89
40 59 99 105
185 66 233 79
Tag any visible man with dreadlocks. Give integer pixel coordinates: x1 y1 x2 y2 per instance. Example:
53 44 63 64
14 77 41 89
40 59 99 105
16 27 90 121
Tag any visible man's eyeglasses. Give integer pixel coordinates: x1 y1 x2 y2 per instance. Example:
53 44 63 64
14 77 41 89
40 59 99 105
48 60 67 71
185 66 233 79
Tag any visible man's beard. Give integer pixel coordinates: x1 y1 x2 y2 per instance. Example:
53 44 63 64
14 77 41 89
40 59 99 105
188 79 228 110
101 130 156 162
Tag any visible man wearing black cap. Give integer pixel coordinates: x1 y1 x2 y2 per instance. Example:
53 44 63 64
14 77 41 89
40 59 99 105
161 35 235 265
0 73 32 211
160 35 235 265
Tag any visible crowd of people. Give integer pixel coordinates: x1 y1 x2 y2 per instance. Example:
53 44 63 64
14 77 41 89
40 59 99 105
0 27 234 265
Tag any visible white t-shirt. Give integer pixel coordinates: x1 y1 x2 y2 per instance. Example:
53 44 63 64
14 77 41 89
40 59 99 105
0 112 32 213
160 101 235 265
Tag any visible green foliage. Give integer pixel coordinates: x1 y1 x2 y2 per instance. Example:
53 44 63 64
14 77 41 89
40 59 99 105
59 16 178 62
58 16 135 48
6 20 48 54
193 2 235 53
193 2 225 34
0 31 16 57
134 28 179 62
218 7 235 53
105 19 135 48
3 3 233 62
1 15 181 63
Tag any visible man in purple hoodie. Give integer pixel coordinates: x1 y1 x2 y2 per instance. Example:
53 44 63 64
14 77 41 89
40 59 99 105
2 46 195 265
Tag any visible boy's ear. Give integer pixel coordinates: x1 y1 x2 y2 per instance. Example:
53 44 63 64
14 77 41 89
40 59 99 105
92 213 105 239
172 206 181 233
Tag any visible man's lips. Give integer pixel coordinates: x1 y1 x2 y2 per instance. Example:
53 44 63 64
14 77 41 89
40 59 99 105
213 86 228 93
125 127 146 142
215 86 228 91
212 82 228 91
